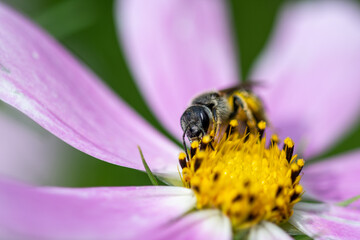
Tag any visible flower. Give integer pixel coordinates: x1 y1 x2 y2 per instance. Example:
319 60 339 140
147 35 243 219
1 0 360 239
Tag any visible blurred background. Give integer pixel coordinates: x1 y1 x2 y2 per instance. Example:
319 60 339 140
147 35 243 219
1 0 360 187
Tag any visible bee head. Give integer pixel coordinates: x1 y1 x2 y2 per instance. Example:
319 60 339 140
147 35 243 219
180 105 212 142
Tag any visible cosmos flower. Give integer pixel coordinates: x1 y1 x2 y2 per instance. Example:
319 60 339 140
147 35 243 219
1 0 360 239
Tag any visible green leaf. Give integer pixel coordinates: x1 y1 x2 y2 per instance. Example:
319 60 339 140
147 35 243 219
156 174 183 187
280 222 313 240
337 195 360 207
294 235 313 240
138 146 159 186
280 222 304 236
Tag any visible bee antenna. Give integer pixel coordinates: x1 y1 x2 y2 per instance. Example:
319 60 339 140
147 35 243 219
183 125 191 161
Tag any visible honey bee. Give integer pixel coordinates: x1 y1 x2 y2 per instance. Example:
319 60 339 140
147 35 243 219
180 83 267 154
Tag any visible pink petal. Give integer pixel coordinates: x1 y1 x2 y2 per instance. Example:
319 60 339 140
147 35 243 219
151 210 232 240
0 178 195 239
291 203 360 240
0 3 181 174
0 104 68 185
301 150 360 208
248 221 292 240
251 0 360 158
117 0 239 138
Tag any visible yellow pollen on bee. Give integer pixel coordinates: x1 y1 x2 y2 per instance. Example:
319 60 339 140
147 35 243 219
180 125 305 230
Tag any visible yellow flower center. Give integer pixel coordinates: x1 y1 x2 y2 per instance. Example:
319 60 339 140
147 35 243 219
179 121 304 230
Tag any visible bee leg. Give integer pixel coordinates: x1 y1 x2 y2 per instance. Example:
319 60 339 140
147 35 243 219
211 108 222 140
229 95 239 120
213 122 222 141
182 128 190 161
244 111 257 134
234 96 257 134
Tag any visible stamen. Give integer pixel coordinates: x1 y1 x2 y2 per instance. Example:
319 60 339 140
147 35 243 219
233 194 243 202
276 186 283 197
180 122 304 230
213 172 220 181
290 185 303 202
190 141 199 158
283 137 294 162
194 151 205 172
257 121 266 139
178 152 187 169
244 126 251 142
226 119 239 137
291 163 300 183
182 167 192 186
291 159 304 183
297 159 305 170
230 119 239 127
200 135 211 150
270 134 279 147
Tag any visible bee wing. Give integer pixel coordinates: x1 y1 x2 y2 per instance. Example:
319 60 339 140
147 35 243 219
218 81 264 96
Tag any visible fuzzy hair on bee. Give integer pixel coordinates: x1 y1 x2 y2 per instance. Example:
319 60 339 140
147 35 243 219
191 91 231 126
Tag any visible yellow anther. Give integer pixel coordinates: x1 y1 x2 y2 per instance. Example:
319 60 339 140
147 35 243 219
295 185 303 194
178 152 187 169
202 135 211 144
179 152 187 160
257 121 266 130
297 159 305 168
284 137 294 148
291 163 300 172
230 119 239 127
271 134 279 144
191 140 199 149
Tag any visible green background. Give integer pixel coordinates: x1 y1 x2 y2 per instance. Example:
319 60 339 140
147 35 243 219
3 0 360 187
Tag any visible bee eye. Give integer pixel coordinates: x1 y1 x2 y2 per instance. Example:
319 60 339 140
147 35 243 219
199 110 210 132
180 105 211 138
